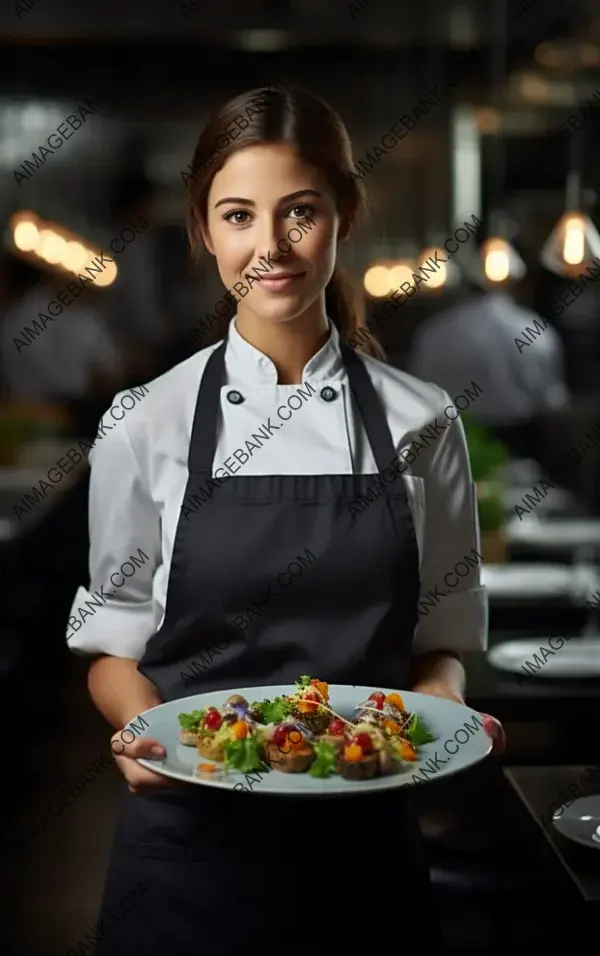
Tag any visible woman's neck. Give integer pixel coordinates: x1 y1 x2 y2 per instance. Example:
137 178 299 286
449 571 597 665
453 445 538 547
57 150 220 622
234 301 330 384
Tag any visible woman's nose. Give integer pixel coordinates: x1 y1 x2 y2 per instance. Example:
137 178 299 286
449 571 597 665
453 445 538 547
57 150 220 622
254 219 290 266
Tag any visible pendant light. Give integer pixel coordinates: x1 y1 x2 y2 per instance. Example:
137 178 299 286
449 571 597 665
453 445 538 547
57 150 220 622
477 0 526 288
540 169 600 277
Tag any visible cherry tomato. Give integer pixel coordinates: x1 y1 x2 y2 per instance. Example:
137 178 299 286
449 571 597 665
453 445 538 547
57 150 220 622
204 710 222 731
349 732 373 754
328 719 346 737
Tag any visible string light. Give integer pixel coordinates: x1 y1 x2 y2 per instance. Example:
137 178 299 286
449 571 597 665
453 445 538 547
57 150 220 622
8 211 118 287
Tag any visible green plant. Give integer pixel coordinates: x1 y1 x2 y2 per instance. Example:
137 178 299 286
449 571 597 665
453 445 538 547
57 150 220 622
477 490 506 533
460 413 509 533
461 412 510 482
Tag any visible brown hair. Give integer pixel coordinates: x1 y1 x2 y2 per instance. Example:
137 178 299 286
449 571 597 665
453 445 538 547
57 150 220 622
185 84 385 360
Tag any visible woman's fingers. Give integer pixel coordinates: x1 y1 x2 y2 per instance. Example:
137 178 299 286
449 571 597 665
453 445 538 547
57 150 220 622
481 714 506 756
110 734 166 761
110 732 188 791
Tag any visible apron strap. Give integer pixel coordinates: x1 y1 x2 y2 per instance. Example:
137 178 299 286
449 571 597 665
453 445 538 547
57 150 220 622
339 342 399 475
188 341 227 474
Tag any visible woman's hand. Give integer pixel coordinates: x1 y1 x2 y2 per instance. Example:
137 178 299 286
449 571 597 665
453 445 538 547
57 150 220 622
110 730 187 795
412 680 506 756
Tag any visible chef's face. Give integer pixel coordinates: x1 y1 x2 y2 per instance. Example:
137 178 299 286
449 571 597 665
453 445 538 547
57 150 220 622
201 142 344 325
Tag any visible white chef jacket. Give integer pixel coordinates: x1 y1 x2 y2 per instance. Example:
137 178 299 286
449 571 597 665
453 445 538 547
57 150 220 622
67 317 488 660
407 290 570 426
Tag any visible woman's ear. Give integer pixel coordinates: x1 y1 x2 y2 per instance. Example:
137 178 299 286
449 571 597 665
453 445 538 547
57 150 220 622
197 216 215 257
337 209 352 242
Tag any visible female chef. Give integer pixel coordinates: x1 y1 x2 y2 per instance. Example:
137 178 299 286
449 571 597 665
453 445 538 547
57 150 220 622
68 84 504 954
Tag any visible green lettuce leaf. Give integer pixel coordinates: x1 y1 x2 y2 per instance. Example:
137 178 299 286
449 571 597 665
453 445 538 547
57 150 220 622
178 710 206 731
252 697 293 724
223 736 267 774
403 713 436 746
308 740 338 778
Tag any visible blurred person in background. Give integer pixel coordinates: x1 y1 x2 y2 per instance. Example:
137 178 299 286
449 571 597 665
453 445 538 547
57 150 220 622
406 274 570 461
0 252 121 408
103 172 165 380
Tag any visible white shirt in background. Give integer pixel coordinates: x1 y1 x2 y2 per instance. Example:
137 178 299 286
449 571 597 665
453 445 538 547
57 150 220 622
407 291 570 426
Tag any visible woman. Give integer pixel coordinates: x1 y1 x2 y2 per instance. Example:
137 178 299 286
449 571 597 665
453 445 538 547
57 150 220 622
68 84 504 954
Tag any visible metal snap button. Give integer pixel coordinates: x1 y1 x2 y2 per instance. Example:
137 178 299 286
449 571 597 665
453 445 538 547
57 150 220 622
320 386 337 402
226 390 244 405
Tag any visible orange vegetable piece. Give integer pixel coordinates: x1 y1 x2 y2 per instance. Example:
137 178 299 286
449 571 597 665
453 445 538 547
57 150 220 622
297 699 318 713
231 720 248 740
287 730 306 752
396 740 417 761
384 719 402 735
197 763 217 773
311 679 329 700
344 743 363 761
385 693 405 710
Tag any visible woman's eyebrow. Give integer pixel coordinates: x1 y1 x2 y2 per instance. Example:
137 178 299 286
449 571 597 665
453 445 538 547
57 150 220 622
214 189 322 210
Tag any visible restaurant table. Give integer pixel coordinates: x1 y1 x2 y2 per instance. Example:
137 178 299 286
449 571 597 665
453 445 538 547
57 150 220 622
506 515 600 555
504 766 600 902
481 563 600 602
503 485 583 518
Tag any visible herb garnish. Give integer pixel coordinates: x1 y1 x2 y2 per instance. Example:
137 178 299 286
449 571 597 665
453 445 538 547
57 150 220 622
308 740 338 778
403 713 436 746
223 737 268 774
178 710 206 731
251 696 293 724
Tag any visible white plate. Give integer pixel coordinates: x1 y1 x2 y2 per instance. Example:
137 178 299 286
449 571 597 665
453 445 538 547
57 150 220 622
481 563 600 601
506 517 600 550
553 795 600 849
488 639 600 678
136 684 492 796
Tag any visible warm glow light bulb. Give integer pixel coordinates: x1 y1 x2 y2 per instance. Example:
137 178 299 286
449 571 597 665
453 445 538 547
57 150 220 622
418 248 447 290
562 216 586 265
388 264 414 288
484 241 510 283
364 265 391 297
39 230 67 265
63 241 89 272
13 219 39 252
93 259 118 287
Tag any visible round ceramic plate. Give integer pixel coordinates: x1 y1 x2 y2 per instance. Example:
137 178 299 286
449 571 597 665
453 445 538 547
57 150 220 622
488 640 600 679
481 563 600 601
552 795 600 850
136 684 492 796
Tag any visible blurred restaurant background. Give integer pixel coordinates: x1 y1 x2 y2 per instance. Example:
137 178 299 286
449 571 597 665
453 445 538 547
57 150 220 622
1 0 600 952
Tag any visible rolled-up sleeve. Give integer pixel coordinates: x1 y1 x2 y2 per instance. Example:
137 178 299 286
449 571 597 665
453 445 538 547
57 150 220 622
66 409 161 659
411 391 488 654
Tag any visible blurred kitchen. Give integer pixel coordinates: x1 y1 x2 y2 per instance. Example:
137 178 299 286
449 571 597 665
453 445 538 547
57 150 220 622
1 0 600 952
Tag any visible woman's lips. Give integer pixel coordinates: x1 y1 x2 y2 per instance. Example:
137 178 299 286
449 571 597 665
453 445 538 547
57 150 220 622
258 272 306 291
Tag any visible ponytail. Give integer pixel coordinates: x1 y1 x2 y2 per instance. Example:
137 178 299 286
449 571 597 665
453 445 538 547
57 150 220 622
325 265 386 361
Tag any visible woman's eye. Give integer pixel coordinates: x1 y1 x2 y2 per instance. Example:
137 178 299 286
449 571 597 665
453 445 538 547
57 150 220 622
289 203 315 219
223 210 251 224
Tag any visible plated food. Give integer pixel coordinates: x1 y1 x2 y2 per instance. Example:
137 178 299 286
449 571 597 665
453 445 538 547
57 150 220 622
178 675 436 782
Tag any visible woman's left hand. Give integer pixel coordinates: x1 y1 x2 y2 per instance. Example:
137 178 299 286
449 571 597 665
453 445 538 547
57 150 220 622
413 682 506 756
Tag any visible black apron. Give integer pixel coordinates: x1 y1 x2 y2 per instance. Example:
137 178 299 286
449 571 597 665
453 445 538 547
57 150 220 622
94 341 442 954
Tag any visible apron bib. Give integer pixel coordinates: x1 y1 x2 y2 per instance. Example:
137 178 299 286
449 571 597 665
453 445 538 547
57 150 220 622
94 341 440 954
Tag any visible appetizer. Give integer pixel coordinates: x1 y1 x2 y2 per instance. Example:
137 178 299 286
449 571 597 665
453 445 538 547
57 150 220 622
285 675 331 735
177 678 437 784
262 719 316 773
178 709 208 746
